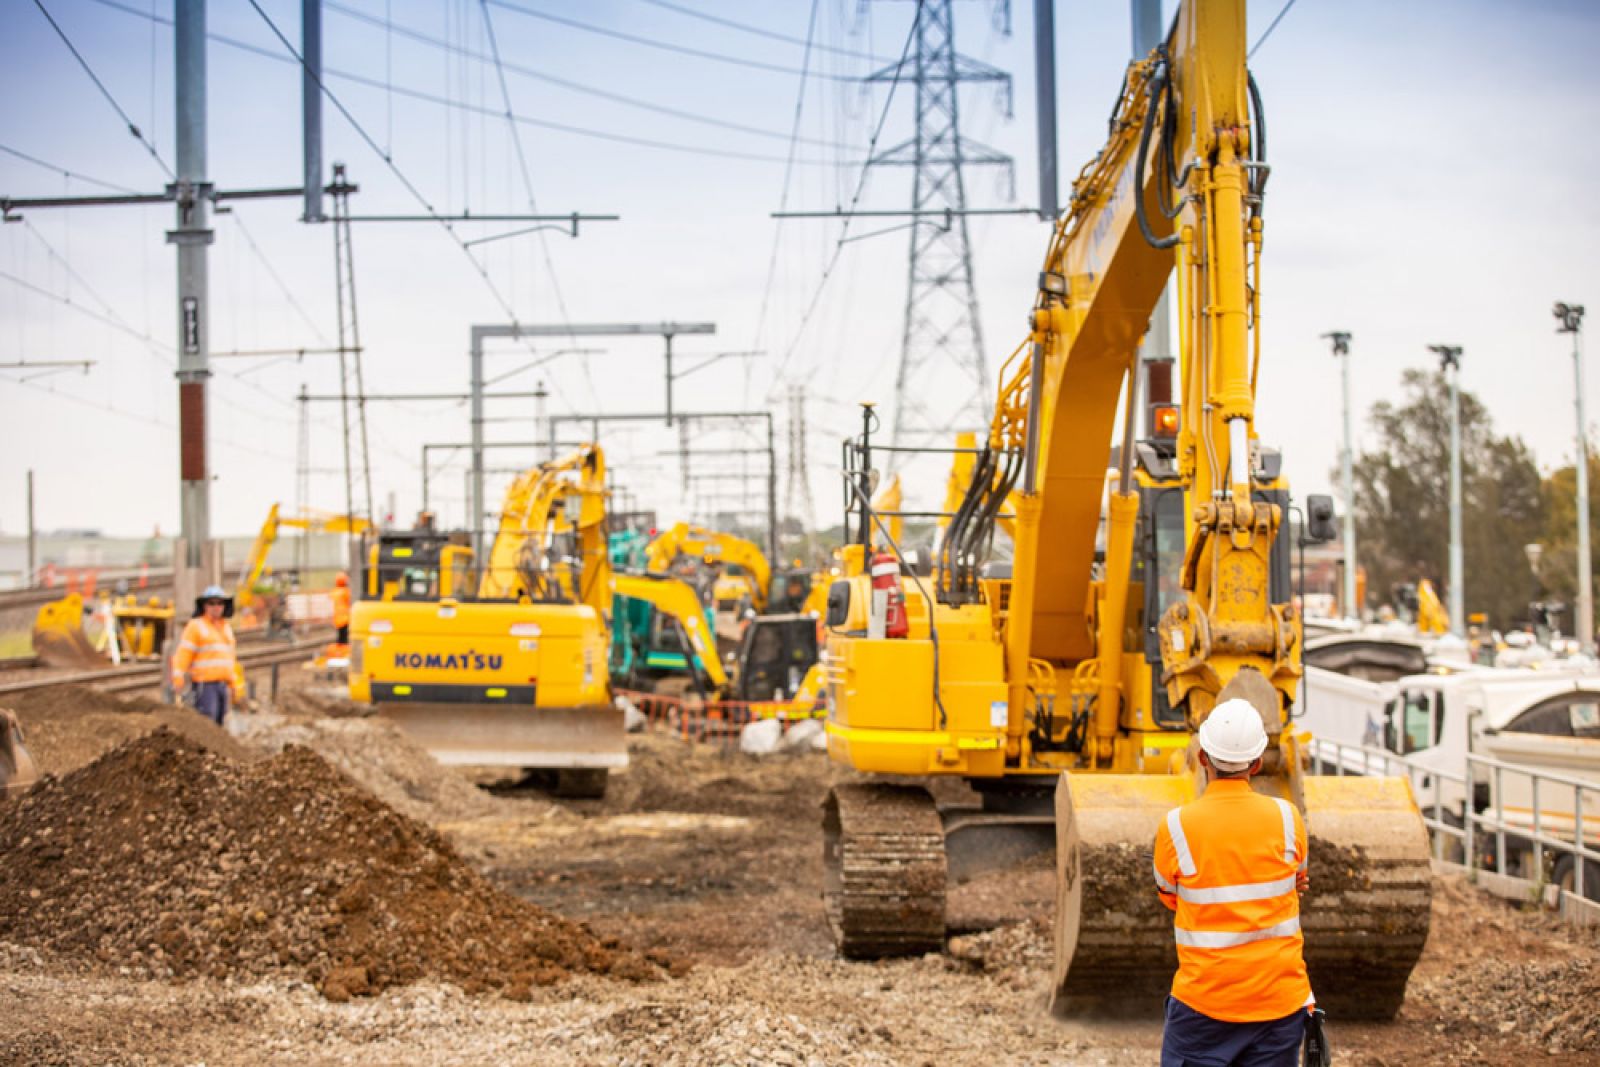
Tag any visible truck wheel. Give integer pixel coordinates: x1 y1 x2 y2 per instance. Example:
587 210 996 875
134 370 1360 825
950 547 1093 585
553 768 609 799
1551 854 1600 903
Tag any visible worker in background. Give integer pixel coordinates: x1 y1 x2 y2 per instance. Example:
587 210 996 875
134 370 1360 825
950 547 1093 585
331 572 352 647
1153 699 1319 1067
170 585 243 726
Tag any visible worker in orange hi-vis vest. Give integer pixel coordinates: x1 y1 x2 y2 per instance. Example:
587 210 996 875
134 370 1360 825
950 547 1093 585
1153 699 1324 1067
171 585 244 726
331 572 352 647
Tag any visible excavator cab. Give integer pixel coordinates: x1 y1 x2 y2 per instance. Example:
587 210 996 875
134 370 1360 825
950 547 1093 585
732 614 820 704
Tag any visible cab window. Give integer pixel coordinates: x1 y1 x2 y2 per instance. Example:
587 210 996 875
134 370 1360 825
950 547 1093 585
1505 695 1600 738
1389 690 1440 755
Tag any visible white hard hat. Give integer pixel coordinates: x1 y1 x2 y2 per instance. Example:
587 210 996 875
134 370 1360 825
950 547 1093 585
1198 698 1268 767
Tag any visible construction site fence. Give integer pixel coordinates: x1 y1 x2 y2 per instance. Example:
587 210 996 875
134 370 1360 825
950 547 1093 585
1307 738 1600 911
616 688 826 749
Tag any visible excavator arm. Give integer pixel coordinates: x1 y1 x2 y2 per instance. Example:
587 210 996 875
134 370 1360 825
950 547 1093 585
645 523 771 613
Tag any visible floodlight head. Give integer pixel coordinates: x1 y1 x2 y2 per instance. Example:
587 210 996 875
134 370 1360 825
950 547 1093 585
1554 302 1585 333
1427 344 1462 371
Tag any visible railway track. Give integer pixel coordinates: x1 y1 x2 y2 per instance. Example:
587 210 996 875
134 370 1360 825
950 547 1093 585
0 632 332 698
0 574 176 614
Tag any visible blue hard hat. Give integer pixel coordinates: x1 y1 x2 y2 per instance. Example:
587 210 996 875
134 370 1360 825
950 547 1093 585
200 585 228 600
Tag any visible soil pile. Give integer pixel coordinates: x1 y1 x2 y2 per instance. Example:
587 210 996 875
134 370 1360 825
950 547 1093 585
0 729 670 999
1404 875 1600 1055
5 684 250 775
231 713 497 824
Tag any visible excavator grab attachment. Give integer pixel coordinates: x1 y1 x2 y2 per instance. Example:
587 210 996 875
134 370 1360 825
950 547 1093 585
0 709 40 797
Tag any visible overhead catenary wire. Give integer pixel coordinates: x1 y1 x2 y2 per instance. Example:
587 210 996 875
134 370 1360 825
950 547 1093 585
748 0 822 376
1249 0 1301 58
765 8 920 395
485 0 892 83
28 0 174 180
327 1 858 153
630 0 894 64
84 0 860 168
0 143 141 195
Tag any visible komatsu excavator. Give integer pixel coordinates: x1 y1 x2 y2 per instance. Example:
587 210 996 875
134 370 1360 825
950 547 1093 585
350 445 624 797
820 0 1431 1021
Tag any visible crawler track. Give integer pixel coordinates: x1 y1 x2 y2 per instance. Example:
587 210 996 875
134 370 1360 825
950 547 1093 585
822 783 947 957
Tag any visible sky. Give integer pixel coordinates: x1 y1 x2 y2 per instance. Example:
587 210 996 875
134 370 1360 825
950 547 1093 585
3 0 1600 544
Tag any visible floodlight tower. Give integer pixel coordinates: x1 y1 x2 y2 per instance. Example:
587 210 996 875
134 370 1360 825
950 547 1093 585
1429 344 1465 635
1555 302 1591 651
1324 331 1356 619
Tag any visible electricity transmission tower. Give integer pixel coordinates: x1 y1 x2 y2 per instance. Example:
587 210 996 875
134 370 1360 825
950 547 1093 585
869 0 1013 457
785 386 817 532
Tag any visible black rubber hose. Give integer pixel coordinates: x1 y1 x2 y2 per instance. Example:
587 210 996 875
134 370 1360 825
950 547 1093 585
1134 66 1180 251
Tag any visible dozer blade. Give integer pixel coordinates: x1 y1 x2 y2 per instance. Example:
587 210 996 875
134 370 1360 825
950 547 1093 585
1050 773 1432 1021
1 709 41 798
32 593 110 669
378 702 628 771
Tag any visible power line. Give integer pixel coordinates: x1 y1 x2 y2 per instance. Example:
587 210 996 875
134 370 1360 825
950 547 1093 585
28 0 173 179
327 1 858 153
486 0 882 83
1249 0 1302 58
226 210 332 347
477 0 593 412
767 12 920 393
749 0 821 361
242 0 531 338
631 0 892 64
84 0 860 168
0 143 141 195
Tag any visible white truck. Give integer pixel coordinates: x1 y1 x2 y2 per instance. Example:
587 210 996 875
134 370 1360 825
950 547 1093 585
1296 665 1600 900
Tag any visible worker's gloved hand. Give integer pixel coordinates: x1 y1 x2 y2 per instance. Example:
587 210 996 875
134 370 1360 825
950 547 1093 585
1296 870 1310 894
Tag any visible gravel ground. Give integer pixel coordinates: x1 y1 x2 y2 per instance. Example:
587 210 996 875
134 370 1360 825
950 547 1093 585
2 679 1597 1065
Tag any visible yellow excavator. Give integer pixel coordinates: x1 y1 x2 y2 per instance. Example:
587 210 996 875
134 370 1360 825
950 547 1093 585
350 446 623 797
234 503 371 628
820 0 1430 1022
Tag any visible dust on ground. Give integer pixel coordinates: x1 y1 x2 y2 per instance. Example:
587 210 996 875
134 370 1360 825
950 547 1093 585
2 680 1598 1065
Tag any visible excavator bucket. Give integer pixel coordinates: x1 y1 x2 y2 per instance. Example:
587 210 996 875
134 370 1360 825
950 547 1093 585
1 709 40 798
32 593 110 669
1051 772 1432 1021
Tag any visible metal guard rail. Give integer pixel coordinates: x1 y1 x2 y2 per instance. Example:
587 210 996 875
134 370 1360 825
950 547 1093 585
1307 737 1600 903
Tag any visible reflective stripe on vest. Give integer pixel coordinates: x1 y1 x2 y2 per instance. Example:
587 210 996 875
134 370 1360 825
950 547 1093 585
1174 916 1301 949
1274 797 1297 866
1176 873 1298 905
1166 807 1198 877
1154 861 1178 895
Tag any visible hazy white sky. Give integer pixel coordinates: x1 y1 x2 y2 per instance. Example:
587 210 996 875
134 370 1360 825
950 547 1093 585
3 0 1599 540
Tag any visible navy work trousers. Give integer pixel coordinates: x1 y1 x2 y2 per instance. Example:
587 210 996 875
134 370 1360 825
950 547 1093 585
190 681 231 726
1161 996 1305 1067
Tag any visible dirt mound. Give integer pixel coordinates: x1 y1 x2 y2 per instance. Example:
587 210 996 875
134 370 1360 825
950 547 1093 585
0 729 669 999
1400 875 1600 1055
5 684 251 775
232 713 498 824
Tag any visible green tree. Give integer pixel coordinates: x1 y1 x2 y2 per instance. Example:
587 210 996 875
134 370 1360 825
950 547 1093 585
1535 448 1600 634
1345 368 1544 629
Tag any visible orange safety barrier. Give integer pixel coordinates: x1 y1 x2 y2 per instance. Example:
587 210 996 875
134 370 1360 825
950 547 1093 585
615 688 825 748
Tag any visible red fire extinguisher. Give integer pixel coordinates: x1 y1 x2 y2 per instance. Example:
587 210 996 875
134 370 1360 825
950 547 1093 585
869 552 909 639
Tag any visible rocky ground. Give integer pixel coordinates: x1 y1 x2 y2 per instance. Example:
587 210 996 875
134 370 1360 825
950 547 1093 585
1 670 1597 1065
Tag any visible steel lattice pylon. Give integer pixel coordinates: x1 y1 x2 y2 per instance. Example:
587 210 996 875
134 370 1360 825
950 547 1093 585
869 0 1013 458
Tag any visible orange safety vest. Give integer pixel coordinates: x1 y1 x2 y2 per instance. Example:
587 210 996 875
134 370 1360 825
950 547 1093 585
171 616 238 687
1153 777 1313 1023
331 586 351 629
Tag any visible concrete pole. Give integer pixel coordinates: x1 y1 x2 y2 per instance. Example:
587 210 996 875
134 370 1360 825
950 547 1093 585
171 0 212 569
470 327 487 562
1556 303 1592 650
767 417 779 562
26 470 36 588
301 0 323 222
1033 0 1058 221
1432 345 1466 634
1325 332 1357 619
